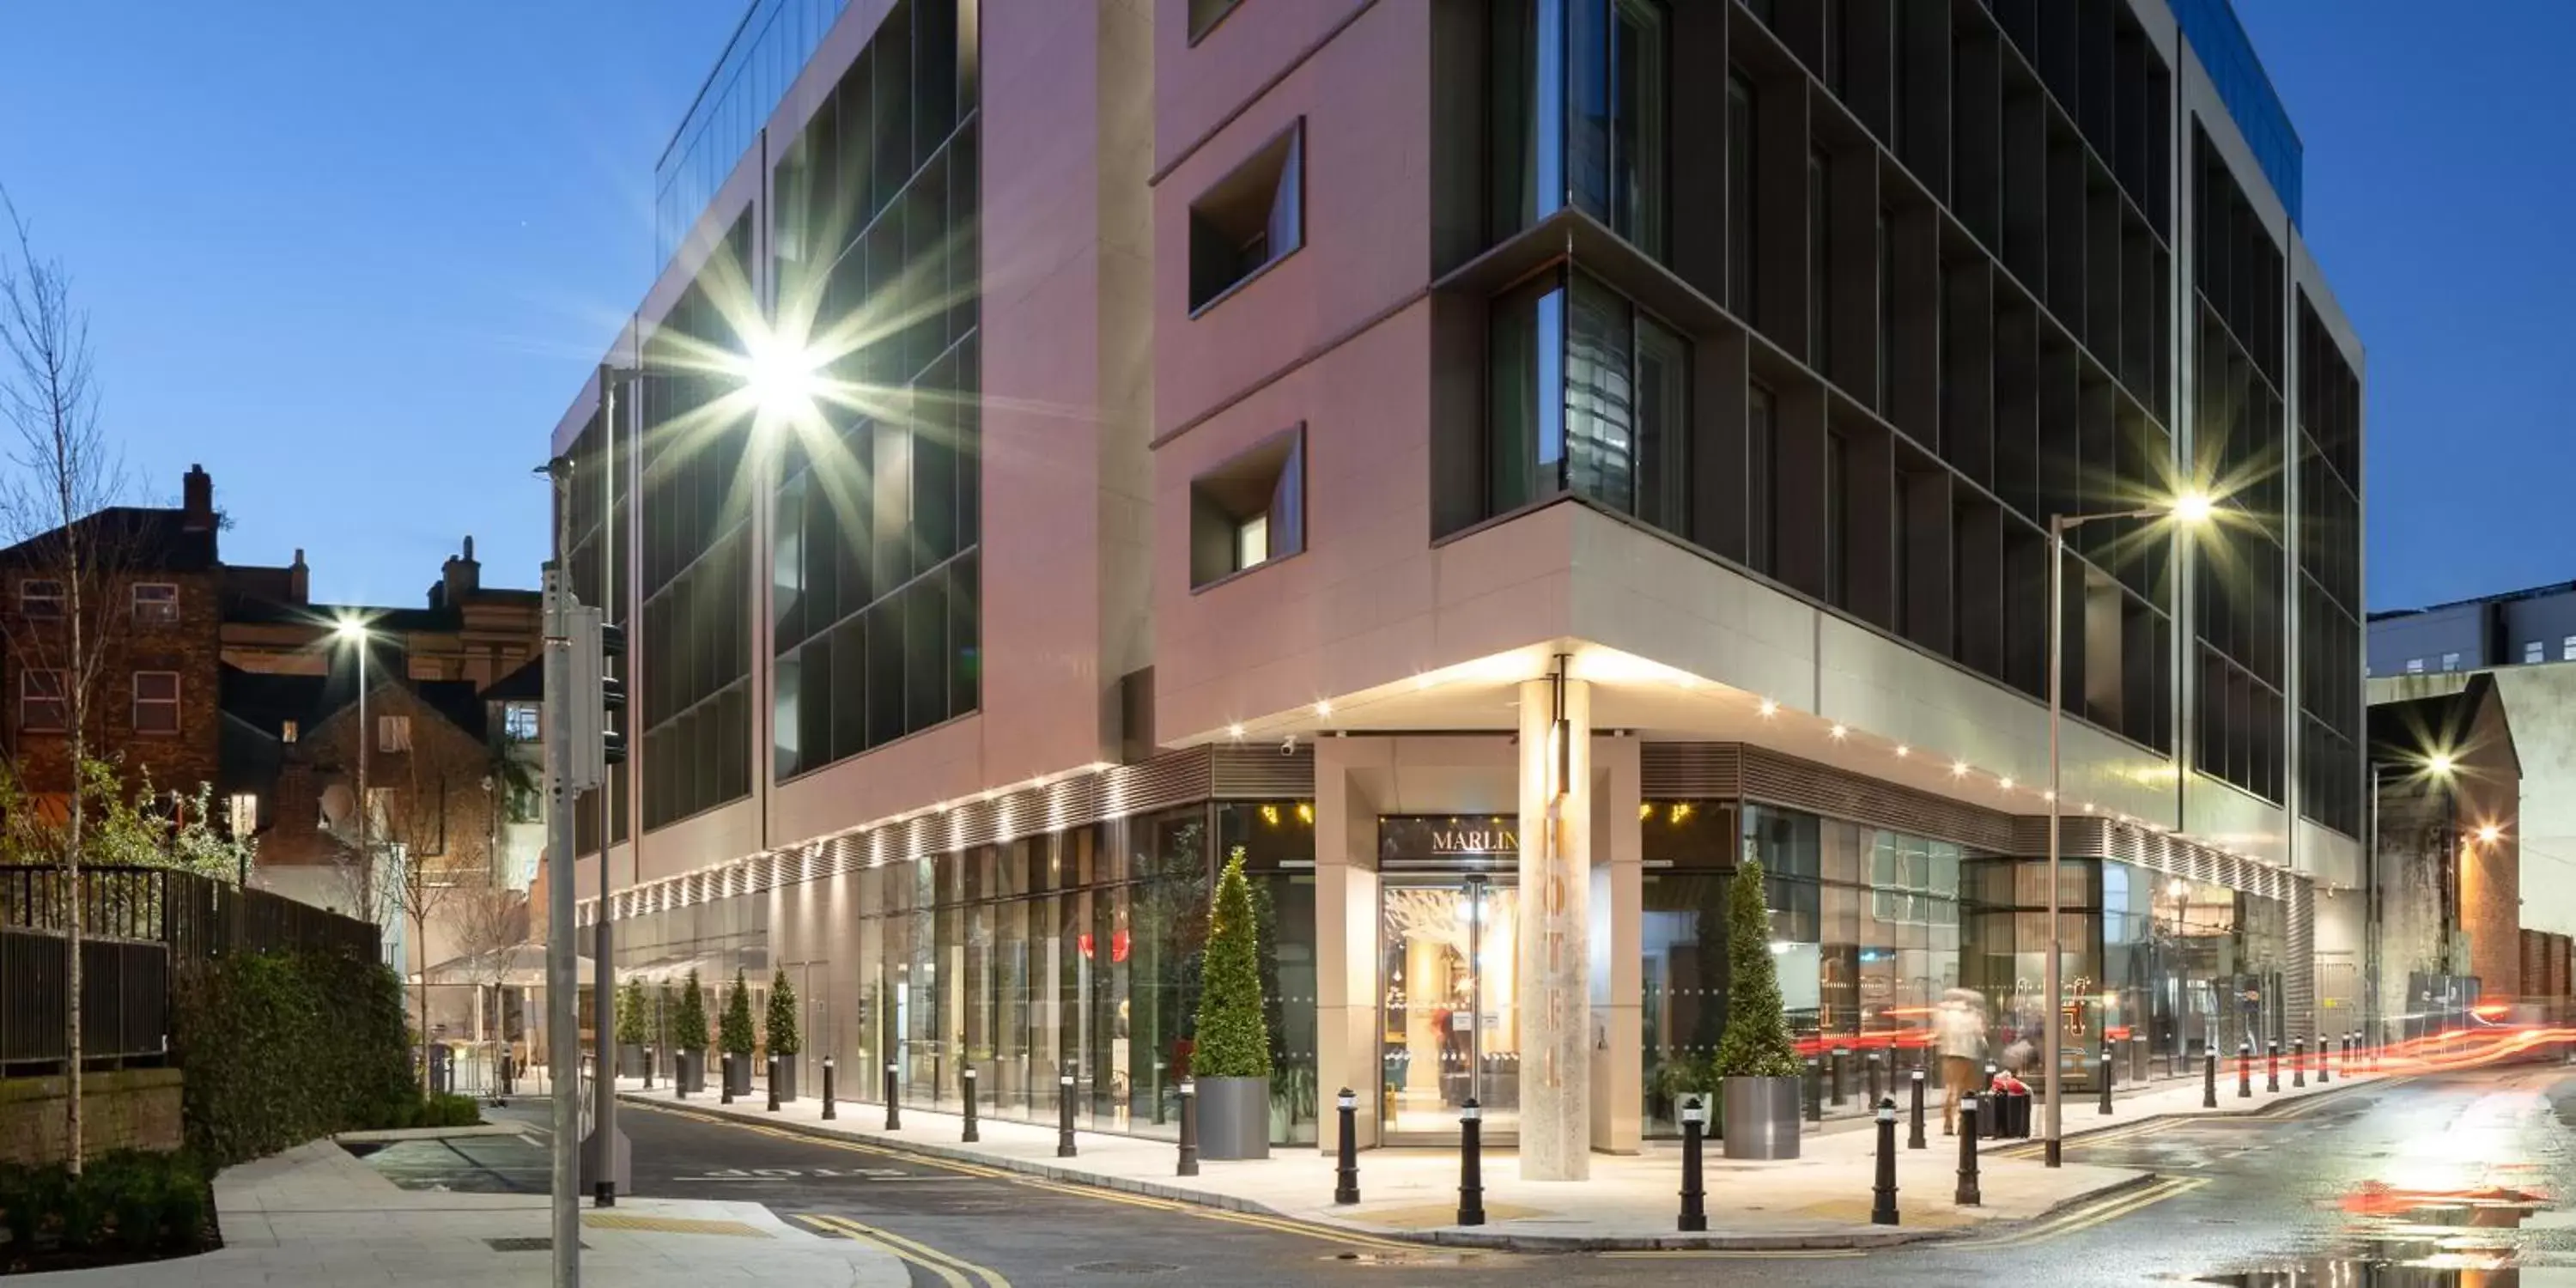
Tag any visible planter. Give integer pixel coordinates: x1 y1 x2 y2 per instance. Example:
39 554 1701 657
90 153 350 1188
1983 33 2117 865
618 1044 647 1079
771 1058 799 1103
723 1054 753 1097
677 1049 705 1094
1721 1076 1801 1160
1196 1075 1270 1160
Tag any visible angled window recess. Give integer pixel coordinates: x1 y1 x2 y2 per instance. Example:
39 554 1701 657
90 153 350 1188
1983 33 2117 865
1188 122 1303 313
1191 427 1305 587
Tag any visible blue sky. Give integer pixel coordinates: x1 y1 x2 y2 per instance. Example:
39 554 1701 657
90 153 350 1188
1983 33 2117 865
0 3 2561 613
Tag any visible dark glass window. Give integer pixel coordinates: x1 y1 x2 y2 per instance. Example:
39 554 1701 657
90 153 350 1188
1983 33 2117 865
1488 270 1690 530
1492 0 1668 258
1727 72 1754 318
1747 384 1777 575
1808 148 1830 371
1825 431 1849 605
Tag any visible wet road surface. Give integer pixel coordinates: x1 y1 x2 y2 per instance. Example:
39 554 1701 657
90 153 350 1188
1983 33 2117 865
358 1065 2576 1285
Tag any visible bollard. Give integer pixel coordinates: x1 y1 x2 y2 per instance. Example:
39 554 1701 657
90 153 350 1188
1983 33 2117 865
1678 1097 1708 1232
721 1054 736 1105
1456 1100 1485 1226
1984 1061 1999 1092
2266 1041 2280 1092
2293 1036 2306 1088
1868 1049 1885 1105
768 1054 781 1113
1908 1069 1928 1150
885 1063 902 1131
2133 1035 2150 1084
1334 1089 1361 1204
2318 1036 2330 1084
1804 1058 1823 1122
1177 1079 1199 1177
1830 1047 1850 1108
822 1056 838 1120
1873 1097 1900 1225
2097 1047 2114 1115
1058 1073 1078 1157
2238 1042 2252 1098
962 1066 980 1143
1953 1095 1982 1206
2203 1048 2219 1109
644 1044 655 1091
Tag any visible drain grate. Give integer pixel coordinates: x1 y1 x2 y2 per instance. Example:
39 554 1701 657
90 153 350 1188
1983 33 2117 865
1071 1261 1181 1275
486 1236 586 1253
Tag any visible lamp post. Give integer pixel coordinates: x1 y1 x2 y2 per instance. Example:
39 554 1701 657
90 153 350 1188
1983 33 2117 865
2043 491 2209 1168
332 618 375 951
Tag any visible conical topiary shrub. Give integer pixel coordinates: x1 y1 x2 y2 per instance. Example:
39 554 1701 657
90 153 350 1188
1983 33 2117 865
673 969 711 1094
614 979 647 1078
764 969 802 1100
1716 858 1802 1159
1190 848 1272 1159
718 968 756 1097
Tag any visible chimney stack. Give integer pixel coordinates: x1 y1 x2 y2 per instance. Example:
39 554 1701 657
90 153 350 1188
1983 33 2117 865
288 549 309 605
180 465 214 532
440 535 481 605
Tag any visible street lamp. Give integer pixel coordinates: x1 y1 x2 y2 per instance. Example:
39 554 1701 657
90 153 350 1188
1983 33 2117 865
2042 492 2212 1168
332 617 374 947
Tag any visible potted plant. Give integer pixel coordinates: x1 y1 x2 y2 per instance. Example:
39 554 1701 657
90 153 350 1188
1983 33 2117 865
720 968 757 1097
1189 848 1271 1160
1716 859 1802 1159
766 968 802 1101
615 980 648 1078
674 970 709 1093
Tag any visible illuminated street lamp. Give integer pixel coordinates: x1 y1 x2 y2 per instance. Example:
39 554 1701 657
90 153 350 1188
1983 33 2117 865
2042 493 2213 1168
331 617 374 927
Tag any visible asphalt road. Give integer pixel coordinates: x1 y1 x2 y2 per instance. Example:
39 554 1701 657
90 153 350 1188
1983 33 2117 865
365 1066 2576 1286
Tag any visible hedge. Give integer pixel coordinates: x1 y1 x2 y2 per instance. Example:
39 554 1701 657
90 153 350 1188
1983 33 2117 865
0 1149 210 1264
168 948 416 1168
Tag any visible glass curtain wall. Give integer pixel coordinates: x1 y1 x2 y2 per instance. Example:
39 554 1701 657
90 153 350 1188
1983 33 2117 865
1491 0 1670 258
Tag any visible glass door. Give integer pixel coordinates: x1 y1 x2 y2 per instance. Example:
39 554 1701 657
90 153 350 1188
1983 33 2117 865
1378 875 1520 1144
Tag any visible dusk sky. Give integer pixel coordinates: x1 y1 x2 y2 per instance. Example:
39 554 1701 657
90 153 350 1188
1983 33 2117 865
0 1 2563 614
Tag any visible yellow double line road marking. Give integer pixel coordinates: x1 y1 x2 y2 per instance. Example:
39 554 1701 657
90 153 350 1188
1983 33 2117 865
1946 1175 2207 1249
800 1212 1013 1288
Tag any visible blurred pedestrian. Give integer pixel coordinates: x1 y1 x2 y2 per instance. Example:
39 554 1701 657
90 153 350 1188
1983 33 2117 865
1937 987 1989 1134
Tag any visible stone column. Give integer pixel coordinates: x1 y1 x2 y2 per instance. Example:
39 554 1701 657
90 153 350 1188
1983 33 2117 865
1590 733 1643 1154
1517 674 1591 1180
1315 737 1382 1152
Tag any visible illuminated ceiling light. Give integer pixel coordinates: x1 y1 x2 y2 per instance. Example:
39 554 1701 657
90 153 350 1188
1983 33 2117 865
1314 700 1334 718
1828 724 1849 741
1950 760 1970 778
2043 790 2056 802
1758 698 1779 719
2082 801 2095 812
1226 723 1246 739
1998 776 2014 791
1894 744 1911 757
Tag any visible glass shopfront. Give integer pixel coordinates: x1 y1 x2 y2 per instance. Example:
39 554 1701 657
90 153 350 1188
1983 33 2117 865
1375 817 1522 1144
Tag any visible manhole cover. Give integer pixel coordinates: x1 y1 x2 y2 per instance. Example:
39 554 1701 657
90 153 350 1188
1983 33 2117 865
1071 1261 1180 1275
486 1236 586 1252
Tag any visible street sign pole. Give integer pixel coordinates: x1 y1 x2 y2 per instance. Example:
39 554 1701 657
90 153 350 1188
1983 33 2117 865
542 472 580 1287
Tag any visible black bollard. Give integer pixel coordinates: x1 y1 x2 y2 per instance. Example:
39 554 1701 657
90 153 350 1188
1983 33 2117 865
1177 1079 1199 1176
721 1054 735 1105
1830 1047 1850 1108
2098 1047 2114 1115
962 1066 980 1143
1457 1099 1485 1226
1872 1097 1900 1226
1057 1073 1077 1157
884 1062 902 1130
1908 1069 1928 1150
2238 1042 2252 1098
1867 1050 1885 1105
1804 1058 1823 1122
1678 1097 1708 1232
2293 1036 2306 1089
644 1044 655 1091
1954 1095 1982 1206
822 1056 838 1120
768 1054 781 1112
2318 1036 2330 1084
2203 1048 2219 1109
2266 1041 2280 1093
1334 1089 1361 1204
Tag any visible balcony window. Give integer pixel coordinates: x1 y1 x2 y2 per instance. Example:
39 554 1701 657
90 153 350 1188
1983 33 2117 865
1191 428 1305 587
1492 0 1669 259
1488 267 1689 532
1188 121 1303 313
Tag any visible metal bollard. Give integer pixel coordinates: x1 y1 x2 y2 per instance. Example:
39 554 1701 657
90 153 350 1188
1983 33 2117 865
2238 1042 2252 1098
721 1054 735 1105
1954 1095 1982 1206
768 1054 781 1112
2132 1035 2150 1084
1058 1073 1078 1157
1804 1058 1823 1122
962 1066 980 1143
1678 1097 1708 1232
1334 1089 1361 1204
2267 1041 2280 1093
2293 1037 2306 1089
1456 1099 1485 1226
822 1056 837 1120
644 1044 655 1091
1908 1069 1928 1150
884 1063 902 1130
2203 1048 2218 1109
2098 1047 2114 1115
1830 1047 1850 1108
2318 1036 2330 1084
1177 1079 1199 1177
1873 1097 1900 1225
1868 1049 1885 1104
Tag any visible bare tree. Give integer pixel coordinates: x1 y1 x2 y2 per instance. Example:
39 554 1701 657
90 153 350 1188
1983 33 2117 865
448 882 529 1046
370 707 507 1092
0 190 133 1174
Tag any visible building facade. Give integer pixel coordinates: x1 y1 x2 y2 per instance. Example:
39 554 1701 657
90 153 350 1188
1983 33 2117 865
552 0 2365 1165
2369 580 2576 678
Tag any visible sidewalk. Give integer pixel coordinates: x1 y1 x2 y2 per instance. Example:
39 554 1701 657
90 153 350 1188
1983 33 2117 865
15 1138 906 1287
615 1063 2391 1250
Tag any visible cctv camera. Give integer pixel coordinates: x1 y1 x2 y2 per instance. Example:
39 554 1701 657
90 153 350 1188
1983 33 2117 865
1280 734 1298 756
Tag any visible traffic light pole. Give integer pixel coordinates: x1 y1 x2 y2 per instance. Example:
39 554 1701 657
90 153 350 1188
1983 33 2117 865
542 502 580 1287
589 368 619 1208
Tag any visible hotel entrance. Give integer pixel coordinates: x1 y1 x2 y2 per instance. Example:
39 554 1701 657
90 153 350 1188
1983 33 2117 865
1375 817 1522 1145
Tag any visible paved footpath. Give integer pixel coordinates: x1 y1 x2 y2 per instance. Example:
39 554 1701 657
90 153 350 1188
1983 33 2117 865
617 1055 2394 1250
14 1137 907 1287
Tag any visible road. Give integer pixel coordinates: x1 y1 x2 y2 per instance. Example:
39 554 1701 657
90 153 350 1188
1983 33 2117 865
361 1066 2576 1286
